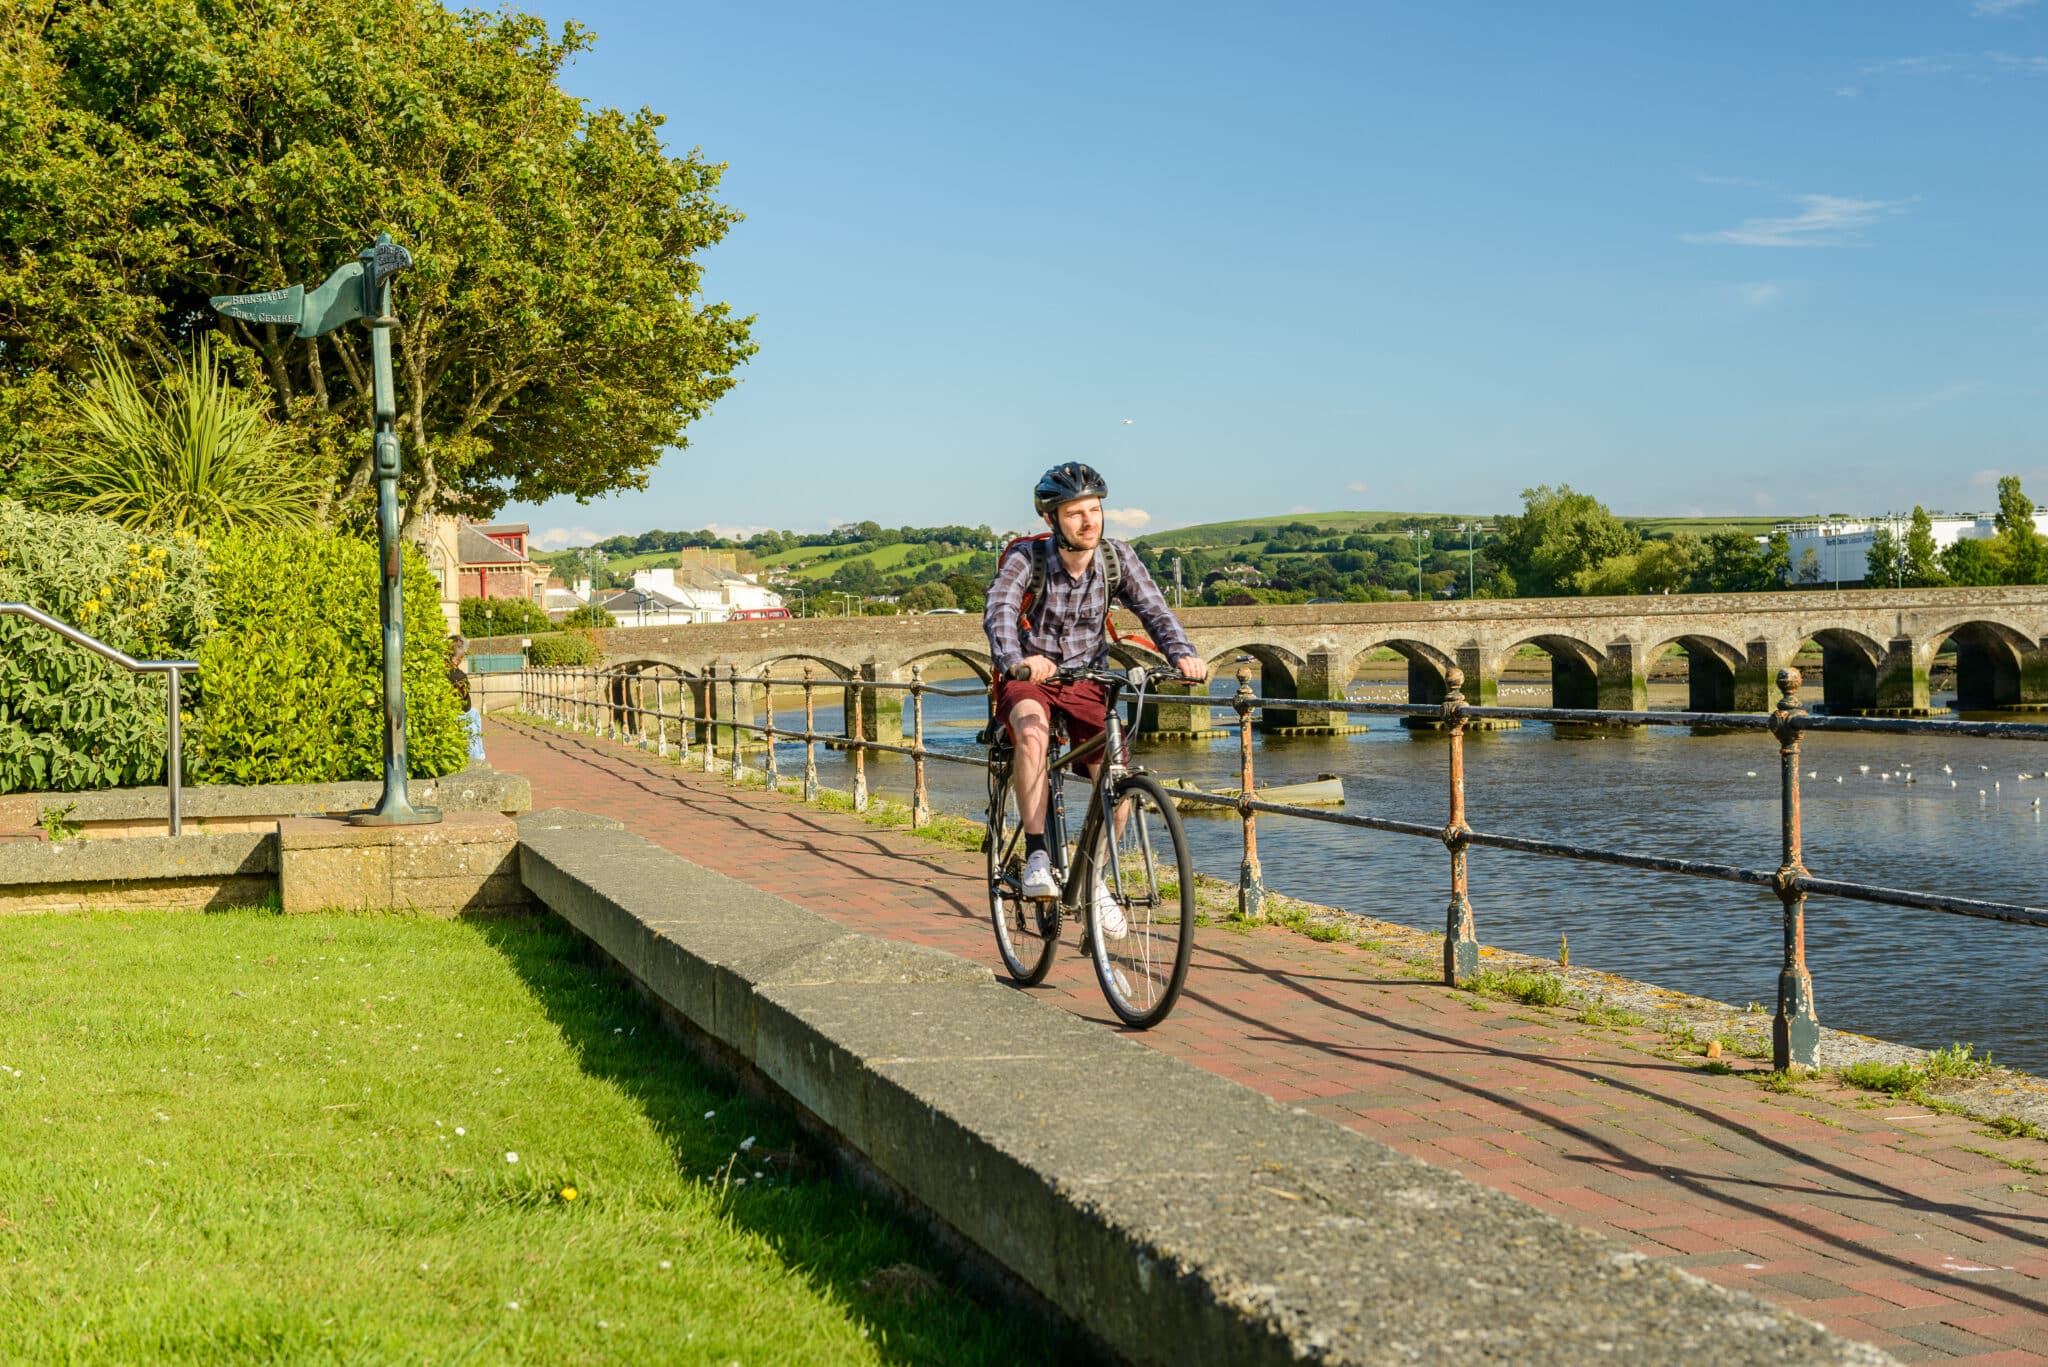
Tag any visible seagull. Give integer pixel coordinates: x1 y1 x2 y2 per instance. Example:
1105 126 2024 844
1904 773 1917 784
1952 780 1959 788
1120 418 1134 425
1858 764 1871 774
2021 774 2038 782
1981 764 1991 771
1942 764 1953 774
1745 771 1758 778
1881 773 1891 782
1835 776 1844 784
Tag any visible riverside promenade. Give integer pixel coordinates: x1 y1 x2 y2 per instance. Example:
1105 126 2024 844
488 718 2048 1364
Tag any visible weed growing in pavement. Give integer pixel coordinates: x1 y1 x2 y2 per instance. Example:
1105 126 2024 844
1964 1146 2046 1177
1573 997 1646 1030
1756 1071 1804 1094
1842 1043 1994 1102
1985 1115 2048 1141
1924 1042 1993 1083
1463 969 1566 1008
1841 1060 1923 1096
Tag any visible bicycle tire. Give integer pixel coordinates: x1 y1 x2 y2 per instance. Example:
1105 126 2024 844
1087 773 1196 1028
987 761 1058 985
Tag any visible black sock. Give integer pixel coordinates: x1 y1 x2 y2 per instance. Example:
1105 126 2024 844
1025 833 1047 856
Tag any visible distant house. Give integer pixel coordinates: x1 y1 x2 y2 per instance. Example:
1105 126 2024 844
457 522 546 603
590 555 786 626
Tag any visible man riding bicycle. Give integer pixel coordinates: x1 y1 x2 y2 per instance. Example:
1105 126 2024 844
984 462 1209 934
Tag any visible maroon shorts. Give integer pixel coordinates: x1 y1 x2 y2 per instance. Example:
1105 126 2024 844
995 676 1110 757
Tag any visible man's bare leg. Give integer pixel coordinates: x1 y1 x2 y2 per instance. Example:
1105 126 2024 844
1007 698 1052 834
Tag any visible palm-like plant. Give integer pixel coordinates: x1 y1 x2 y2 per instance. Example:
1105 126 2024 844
42 339 326 534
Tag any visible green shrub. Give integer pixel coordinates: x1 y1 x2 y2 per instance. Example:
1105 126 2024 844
527 631 596 667
0 501 213 791
1465 968 1566 1007
460 595 552 639
558 602 616 629
195 529 465 784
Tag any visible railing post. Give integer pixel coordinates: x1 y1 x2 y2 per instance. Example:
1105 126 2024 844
911 664 930 828
1442 667 1479 986
654 667 670 758
1771 667 1820 1072
165 667 184 837
1233 664 1264 920
852 680 870 813
761 667 779 790
728 664 743 786
802 666 819 802
703 664 716 774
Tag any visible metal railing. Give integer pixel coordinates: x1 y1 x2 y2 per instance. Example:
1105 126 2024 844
1 603 199 835
512 659 2048 1071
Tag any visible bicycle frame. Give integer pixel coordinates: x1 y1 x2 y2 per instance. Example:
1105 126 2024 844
1000 668 1148 916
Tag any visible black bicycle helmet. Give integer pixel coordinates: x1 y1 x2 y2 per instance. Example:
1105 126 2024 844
1033 462 1109 516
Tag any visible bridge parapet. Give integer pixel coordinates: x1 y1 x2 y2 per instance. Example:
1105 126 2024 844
470 586 2048 722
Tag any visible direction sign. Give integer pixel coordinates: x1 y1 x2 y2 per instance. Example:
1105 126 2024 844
209 285 304 328
296 262 368 339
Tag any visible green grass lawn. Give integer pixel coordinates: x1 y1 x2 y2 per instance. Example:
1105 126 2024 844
0 910 1066 1364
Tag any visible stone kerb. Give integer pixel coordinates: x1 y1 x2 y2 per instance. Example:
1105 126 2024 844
276 812 527 915
516 815 1881 1367
0 768 532 840
0 832 274 914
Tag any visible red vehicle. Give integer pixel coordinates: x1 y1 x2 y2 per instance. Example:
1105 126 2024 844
729 607 792 621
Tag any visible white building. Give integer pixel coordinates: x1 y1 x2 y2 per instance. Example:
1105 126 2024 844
597 560 784 626
1779 513 2048 586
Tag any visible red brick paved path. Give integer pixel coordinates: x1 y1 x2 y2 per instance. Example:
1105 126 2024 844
491 718 2048 1364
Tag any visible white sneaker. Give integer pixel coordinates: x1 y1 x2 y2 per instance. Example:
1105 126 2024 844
1092 879 1129 939
1019 849 1059 899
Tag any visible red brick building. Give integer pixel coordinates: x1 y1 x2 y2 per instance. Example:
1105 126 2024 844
458 523 546 603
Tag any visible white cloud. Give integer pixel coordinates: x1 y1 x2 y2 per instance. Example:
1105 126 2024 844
1975 0 2038 16
1344 481 1371 495
1971 468 2004 486
1684 193 1913 248
1860 56 1958 76
531 525 611 551
1734 282 1785 308
1987 49 2048 73
1102 506 1152 534
703 522 774 541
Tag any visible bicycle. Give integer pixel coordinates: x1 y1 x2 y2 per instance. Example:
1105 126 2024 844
983 664 1197 1028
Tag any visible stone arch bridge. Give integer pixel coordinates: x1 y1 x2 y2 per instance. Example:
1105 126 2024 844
484 587 2048 740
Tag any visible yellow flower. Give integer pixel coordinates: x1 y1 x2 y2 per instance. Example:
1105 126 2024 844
560 1186 578 1202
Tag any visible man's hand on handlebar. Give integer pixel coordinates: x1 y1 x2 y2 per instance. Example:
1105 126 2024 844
1009 655 1058 683
1174 655 1208 683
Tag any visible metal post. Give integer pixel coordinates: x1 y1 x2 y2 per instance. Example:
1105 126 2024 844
1233 664 1264 920
165 667 184 837
702 665 716 774
802 666 819 802
761 668 779 790
1771 668 1820 1071
655 667 671 758
852 681 870 813
1442 667 1479 985
911 664 930 828
728 664 743 786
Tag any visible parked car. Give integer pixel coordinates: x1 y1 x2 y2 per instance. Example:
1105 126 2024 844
729 607 792 621
921 607 966 615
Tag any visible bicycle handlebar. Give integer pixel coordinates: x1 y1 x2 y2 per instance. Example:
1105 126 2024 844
1005 663 1142 687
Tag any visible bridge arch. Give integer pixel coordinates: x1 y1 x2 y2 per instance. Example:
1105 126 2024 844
1494 633 1605 711
1806 628 1884 713
1346 638 1458 706
1646 633 1746 713
1925 619 2036 712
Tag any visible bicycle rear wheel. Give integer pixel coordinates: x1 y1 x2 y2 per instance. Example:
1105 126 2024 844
1087 773 1196 1028
988 762 1058 985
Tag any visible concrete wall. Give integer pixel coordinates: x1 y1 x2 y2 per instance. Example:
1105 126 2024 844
515 812 1878 1367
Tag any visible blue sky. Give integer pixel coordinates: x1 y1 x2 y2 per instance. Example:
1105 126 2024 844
499 0 2048 548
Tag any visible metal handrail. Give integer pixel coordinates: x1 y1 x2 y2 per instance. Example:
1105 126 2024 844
507 659 2048 1071
0 603 198 835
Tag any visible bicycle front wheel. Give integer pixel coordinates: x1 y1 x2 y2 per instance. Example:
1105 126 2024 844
1088 773 1196 1028
988 762 1058 985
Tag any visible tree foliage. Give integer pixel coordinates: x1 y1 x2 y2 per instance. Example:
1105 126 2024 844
39 339 326 534
1996 476 2042 583
459 595 551 639
1492 486 1636 597
1 0 754 524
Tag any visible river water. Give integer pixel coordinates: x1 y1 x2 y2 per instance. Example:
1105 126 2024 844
748 675 2048 1073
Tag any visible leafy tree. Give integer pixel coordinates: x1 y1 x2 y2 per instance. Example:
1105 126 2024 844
1902 506 1947 587
2 0 754 527
459 595 551 638
943 573 988 613
1795 546 1822 585
1864 526 1902 587
1941 536 2004 586
1491 486 1638 596
898 582 957 613
1996 476 2042 583
559 603 617 629
39 340 325 534
1692 530 1775 593
1637 534 1700 593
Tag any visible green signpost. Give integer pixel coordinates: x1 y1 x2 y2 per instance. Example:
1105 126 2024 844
213 235 442 826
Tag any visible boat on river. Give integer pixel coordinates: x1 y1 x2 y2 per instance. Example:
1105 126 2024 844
1158 773 1345 813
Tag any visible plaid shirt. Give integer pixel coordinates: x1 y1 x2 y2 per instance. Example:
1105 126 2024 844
983 538 1196 675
